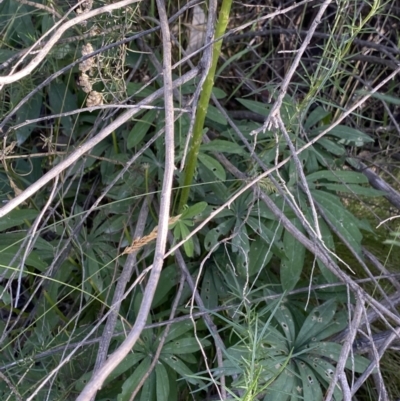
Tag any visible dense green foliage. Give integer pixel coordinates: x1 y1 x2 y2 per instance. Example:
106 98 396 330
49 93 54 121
0 0 400 400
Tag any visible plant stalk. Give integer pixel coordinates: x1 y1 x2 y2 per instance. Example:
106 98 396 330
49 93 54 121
178 0 233 212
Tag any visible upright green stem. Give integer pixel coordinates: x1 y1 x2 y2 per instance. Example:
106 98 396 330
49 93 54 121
178 0 233 212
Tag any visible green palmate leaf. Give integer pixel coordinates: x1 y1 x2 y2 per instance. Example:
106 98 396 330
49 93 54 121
174 221 194 257
126 82 155 98
165 366 178 401
315 137 346 156
140 370 155 401
317 218 338 284
305 149 320 173
201 268 218 309
304 106 331 130
212 87 227 99
225 345 257 371
197 164 230 202
303 358 343 401
152 264 181 308
164 321 196 343
310 143 338 168
232 221 250 253
246 216 286 260
0 209 39 231
100 148 126 184
0 48 18 64
312 125 374 146
0 247 47 279
236 250 250 278
357 90 400 105
71 141 108 174
200 139 245 155
273 302 296 344
22 251 48 272
309 342 371 373
162 337 211 354
5 3 35 46
250 202 278 220
217 44 261 78
86 248 103 293
96 214 127 234
286 159 298 187
314 310 348 342
211 267 229 299
76 353 145 391
299 354 336 386
155 362 169 401
321 184 384 197
281 218 306 291
127 109 157 148
118 356 151 401
49 80 78 135
204 218 234 250
236 98 271 117
248 235 273 276
159 354 204 386
177 351 197 365
295 299 337 349
262 325 291 354
206 104 227 125
15 91 42 144
180 201 208 220
263 367 298 401
296 360 323 401
306 170 368 184
0 233 50 254
51 42 73 59
280 97 298 126
0 286 11 305
312 190 362 255
257 352 292 384
198 152 226 181
179 79 197 95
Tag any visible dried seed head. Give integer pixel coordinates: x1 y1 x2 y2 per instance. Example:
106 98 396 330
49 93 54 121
86 91 103 108
78 73 92 93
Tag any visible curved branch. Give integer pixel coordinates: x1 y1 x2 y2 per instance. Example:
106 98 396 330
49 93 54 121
0 0 140 85
352 159 400 210
0 68 199 218
76 0 176 397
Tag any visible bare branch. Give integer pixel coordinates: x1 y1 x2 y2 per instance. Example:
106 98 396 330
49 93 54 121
75 0 177 396
0 0 141 86
0 68 199 218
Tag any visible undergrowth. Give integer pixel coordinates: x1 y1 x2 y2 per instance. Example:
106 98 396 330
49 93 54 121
0 0 400 400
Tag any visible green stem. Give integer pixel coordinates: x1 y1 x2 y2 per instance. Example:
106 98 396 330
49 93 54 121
112 131 119 154
177 0 233 212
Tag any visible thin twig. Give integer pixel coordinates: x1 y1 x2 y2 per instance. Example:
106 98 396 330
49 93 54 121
0 0 141 85
172 234 228 400
325 293 364 401
15 176 59 307
91 197 150 396
0 68 199 218
128 272 186 401
0 2 199 136
13 0 63 19
1 274 399 372
75 0 176 397
251 0 334 136
363 248 400 292
0 371 23 401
